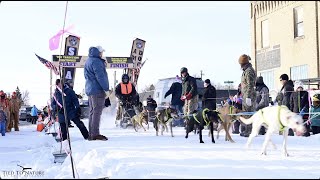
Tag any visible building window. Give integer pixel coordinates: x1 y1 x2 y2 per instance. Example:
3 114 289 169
261 19 269 48
290 65 308 81
294 6 304 38
260 70 275 90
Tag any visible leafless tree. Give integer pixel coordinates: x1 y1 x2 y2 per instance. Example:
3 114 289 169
21 90 30 106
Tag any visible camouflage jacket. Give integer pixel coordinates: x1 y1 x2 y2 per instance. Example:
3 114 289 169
0 98 10 113
240 63 256 101
181 74 198 98
10 97 21 113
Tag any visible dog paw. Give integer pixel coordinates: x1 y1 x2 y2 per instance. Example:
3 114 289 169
282 152 289 157
200 141 204 143
260 152 267 156
185 136 188 139
212 141 215 144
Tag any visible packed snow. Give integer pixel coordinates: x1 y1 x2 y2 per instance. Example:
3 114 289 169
0 109 320 179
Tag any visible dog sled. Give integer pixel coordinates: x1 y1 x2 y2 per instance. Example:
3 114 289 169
118 101 136 129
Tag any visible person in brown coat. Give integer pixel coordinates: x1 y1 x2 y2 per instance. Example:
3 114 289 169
9 92 21 131
0 91 11 132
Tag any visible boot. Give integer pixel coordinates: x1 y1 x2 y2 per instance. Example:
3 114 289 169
232 120 240 134
240 123 246 136
243 124 252 137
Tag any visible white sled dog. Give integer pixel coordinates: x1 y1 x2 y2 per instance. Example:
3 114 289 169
239 105 305 156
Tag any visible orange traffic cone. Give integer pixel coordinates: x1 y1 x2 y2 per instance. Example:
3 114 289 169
37 115 45 132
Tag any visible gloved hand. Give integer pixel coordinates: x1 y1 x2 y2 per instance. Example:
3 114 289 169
306 119 311 125
180 95 186 101
105 91 111 99
185 93 192 100
246 98 252 106
76 107 81 117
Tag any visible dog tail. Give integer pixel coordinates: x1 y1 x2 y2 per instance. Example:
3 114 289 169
239 115 255 125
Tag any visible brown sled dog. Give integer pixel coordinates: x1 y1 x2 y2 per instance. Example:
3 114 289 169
131 109 149 132
154 107 179 137
208 102 242 143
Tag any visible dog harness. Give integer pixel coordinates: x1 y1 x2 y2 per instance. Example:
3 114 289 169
259 106 285 132
192 108 211 126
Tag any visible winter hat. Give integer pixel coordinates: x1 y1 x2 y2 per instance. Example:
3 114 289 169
238 54 251 65
256 76 264 84
312 94 320 102
294 80 304 91
55 79 61 86
175 75 182 83
204 79 211 84
96 46 105 53
280 74 289 81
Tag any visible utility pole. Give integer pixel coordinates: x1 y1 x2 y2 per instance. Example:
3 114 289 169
200 70 204 80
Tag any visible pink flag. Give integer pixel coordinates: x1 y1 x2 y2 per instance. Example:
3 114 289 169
49 25 80 51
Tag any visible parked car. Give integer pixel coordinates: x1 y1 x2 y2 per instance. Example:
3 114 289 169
19 106 32 121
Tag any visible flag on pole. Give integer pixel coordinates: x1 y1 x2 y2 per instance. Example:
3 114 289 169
35 53 60 75
49 25 79 51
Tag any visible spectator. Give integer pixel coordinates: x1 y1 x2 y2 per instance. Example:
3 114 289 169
238 54 256 137
290 81 310 136
0 91 11 132
146 95 157 122
276 74 294 135
231 83 242 134
52 79 74 128
164 75 184 115
9 92 21 131
30 105 38 124
84 46 110 141
51 80 89 144
309 94 320 135
202 79 216 111
255 76 269 135
0 106 7 136
180 67 198 117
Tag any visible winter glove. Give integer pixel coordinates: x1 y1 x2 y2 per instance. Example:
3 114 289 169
105 91 111 99
306 119 311 125
105 97 111 107
76 107 81 118
180 95 186 101
245 98 252 106
185 93 192 100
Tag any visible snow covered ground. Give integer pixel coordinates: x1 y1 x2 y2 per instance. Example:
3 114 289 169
0 110 320 179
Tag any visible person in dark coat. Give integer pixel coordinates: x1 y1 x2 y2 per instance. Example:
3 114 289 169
202 79 216 111
146 95 157 122
255 76 269 135
276 74 294 135
276 74 294 108
164 75 184 114
290 81 310 136
52 79 74 128
51 80 89 142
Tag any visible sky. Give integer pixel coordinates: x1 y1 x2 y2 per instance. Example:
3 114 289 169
0 1 250 107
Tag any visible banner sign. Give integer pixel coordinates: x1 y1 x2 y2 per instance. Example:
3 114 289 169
52 55 133 68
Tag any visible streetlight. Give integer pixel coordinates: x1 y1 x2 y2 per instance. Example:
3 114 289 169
224 80 234 98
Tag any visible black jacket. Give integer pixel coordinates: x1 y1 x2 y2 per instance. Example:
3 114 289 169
146 97 157 111
276 80 294 108
165 82 184 106
290 90 309 113
202 84 216 110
